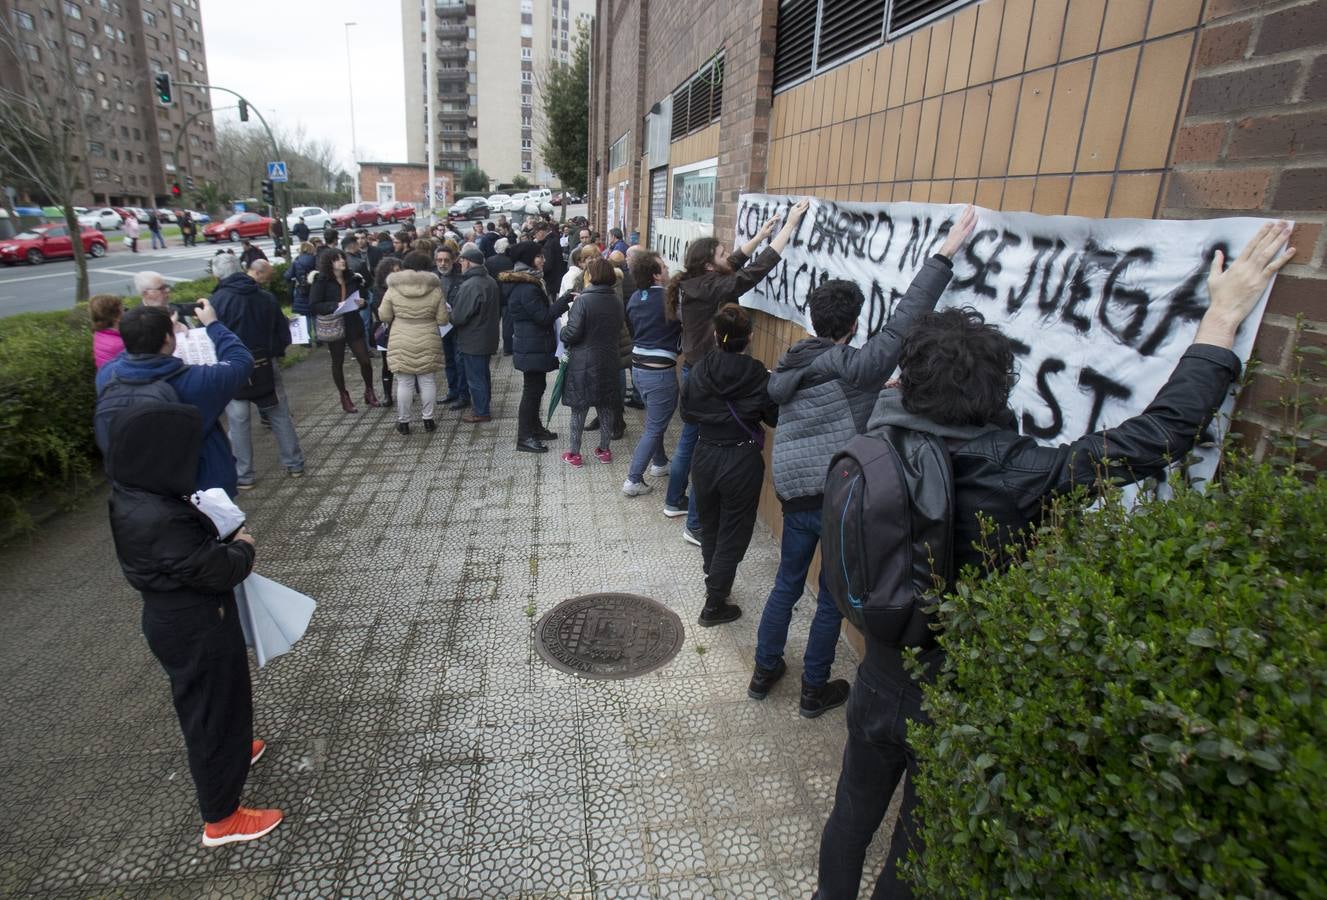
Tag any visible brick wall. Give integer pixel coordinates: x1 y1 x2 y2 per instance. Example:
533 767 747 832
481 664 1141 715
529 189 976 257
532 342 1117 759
1164 0 1327 449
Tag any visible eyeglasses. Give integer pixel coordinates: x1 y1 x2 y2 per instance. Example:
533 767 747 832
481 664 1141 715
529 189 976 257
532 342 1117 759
145 284 168 292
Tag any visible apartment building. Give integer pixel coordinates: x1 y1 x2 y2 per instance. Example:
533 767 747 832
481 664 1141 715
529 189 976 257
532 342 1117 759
0 0 220 207
589 0 1326 536
401 0 594 186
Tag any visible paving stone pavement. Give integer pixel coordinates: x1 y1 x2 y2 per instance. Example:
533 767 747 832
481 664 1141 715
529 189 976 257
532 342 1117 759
0 350 899 899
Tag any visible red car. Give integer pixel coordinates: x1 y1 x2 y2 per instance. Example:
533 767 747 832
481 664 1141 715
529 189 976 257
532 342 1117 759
376 201 416 224
330 202 384 228
203 212 274 243
0 223 108 265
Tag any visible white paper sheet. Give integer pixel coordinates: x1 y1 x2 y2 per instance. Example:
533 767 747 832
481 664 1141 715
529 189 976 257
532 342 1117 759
289 316 310 345
173 327 217 365
234 574 317 667
333 291 361 316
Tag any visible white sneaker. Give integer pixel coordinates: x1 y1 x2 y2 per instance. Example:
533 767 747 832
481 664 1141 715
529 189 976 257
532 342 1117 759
647 463 670 478
682 527 701 547
622 479 653 497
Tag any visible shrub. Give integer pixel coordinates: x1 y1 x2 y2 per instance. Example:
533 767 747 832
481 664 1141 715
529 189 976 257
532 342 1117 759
909 455 1327 895
0 307 98 530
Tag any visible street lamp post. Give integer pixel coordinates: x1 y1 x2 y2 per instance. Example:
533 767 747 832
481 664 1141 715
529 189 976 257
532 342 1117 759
345 22 360 204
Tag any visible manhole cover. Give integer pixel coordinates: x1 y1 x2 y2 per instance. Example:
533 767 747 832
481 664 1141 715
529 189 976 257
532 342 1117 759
534 593 684 680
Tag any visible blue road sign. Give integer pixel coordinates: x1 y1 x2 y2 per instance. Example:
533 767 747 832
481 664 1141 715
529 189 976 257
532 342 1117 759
266 161 289 183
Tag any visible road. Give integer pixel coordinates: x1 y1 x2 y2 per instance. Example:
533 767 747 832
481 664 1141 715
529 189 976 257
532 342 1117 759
0 205 592 318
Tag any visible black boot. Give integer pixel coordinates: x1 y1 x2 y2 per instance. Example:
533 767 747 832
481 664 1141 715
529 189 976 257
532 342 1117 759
799 679 851 719
396 421 410 435
747 659 787 700
697 591 741 627
535 427 559 441
516 437 549 453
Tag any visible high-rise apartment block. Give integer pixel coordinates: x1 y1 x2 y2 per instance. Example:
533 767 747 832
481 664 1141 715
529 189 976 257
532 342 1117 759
401 0 593 188
0 0 220 207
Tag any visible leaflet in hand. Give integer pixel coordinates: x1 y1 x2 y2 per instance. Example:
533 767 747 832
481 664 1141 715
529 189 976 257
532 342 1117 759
289 316 310 345
438 323 453 338
333 291 361 316
173 327 218 365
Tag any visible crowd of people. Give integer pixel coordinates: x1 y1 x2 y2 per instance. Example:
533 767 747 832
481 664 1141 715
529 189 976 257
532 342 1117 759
88 196 1295 894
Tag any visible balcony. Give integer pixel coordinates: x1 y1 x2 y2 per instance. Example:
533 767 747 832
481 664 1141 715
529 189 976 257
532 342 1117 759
436 66 468 81
436 44 467 61
437 24 468 40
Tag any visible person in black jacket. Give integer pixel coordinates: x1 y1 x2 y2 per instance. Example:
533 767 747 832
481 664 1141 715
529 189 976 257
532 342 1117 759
106 402 282 847
680 303 778 628
501 242 570 446
309 248 379 413
559 258 624 466
533 219 566 300
291 217 310 244
815 221 1297 900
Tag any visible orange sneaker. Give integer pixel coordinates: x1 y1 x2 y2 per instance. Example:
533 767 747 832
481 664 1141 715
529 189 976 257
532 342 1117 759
201 807 284 847
250 739 265 766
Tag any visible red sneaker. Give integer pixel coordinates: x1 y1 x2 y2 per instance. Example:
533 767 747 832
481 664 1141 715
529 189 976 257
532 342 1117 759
250 740 265 767
594 447 612 464
201 807 284 847
562 452 583 468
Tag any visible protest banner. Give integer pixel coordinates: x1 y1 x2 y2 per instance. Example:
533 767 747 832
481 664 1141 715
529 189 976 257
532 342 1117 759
650 217 714 272
735 194 1286 486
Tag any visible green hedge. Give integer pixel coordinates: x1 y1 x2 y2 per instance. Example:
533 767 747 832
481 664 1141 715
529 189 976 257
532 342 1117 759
909 452 1327 895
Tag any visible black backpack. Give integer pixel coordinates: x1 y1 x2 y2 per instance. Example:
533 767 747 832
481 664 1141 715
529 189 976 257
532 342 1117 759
94 369 184 478
821 426 956 648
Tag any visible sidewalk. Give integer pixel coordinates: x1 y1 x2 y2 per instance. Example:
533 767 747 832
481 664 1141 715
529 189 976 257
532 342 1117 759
0 352 894 898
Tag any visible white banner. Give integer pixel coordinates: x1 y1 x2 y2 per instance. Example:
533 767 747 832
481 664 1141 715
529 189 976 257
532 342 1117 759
736 194 1284 485
650 217 714 272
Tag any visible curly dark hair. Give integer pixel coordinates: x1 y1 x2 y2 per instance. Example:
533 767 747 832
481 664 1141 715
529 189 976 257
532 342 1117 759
899 307 1015 427
808 279 864 342
713 303 752 353
315 247 346 281
373 256 402 295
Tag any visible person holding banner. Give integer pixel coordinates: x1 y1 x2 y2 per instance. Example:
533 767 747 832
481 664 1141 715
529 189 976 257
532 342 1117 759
814 220 1295 900
664 198 811 547
309 248 379 414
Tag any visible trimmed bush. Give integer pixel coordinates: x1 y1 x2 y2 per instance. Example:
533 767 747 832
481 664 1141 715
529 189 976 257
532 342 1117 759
908 456 1327 896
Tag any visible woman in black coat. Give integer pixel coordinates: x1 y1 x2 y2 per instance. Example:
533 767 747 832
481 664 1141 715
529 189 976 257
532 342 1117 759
500 241 569 452
559 258 625 467
679 303 779 627
309 247 378 413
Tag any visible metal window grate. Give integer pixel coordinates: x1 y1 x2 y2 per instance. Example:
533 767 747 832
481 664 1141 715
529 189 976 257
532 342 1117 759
687 67 713 133
670 83 690 141
774 0 817 90
888 0 969 37
817 0 886 66
711 56 724 120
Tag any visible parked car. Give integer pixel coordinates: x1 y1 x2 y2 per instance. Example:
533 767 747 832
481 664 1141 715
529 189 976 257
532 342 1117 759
448 197 490 220
153 208 178 224
286 206 332 232
486 194 511 210
503 193 529 212
203 212 274 243
78 207 125 230
526 188 552 204
0 223 108 265
330 202 383 228
376 201 416 224
181 209 211 224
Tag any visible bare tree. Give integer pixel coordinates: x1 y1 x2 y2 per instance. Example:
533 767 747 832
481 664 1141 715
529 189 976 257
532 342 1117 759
0 6 106 303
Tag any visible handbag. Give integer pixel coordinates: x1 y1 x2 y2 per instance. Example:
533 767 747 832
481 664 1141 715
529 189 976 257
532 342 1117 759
235 356 279 408
372 322 389 349
315 313 345 342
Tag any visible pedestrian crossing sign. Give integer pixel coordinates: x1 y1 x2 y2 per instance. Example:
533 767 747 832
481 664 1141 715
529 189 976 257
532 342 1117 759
266 161 288 183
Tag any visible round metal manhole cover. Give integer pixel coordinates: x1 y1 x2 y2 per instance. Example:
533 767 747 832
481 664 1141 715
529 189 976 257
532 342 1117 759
534 593 684 680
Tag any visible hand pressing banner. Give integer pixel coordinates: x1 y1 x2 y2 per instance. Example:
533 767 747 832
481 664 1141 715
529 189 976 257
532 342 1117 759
734 194 1290 489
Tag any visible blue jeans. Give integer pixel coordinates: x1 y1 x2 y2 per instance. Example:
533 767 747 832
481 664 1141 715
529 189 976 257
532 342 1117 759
150 229 166 249
665 364 700 532
442 329 465 399
627 367 677 482
226 368 304 483
458 352 491 416
755 507 844 686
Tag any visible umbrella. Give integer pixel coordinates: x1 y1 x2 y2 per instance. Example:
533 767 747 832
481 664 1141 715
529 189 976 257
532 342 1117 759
234 574 317 667
545 356 568 427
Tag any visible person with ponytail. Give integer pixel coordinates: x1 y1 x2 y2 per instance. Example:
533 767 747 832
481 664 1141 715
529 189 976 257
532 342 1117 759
662 198 810 548
678 303 778 627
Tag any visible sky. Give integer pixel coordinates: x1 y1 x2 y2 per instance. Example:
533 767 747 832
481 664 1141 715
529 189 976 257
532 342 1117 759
200 0 408 172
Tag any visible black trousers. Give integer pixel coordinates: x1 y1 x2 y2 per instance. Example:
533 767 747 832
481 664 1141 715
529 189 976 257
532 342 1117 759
141 593 253 823
518 370 546 440
816 664 927 899
691 440 764 596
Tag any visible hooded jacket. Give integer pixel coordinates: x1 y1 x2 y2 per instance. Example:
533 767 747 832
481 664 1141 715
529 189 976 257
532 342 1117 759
449 265 503 357
767 254 953 511
678 246 782 365
107 402 255 609
559 283 623 409
210 273 292 360
379 269 448 375
95 321 253 497
501 269 569 373
680 349 778 442
286 251 317 314
862 343 1243 688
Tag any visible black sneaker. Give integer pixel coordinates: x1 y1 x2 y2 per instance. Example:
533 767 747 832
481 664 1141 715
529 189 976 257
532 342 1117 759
698 594 741 628
747 659 787 700
799 679 850 719
396 422 410 435
423 418 436 432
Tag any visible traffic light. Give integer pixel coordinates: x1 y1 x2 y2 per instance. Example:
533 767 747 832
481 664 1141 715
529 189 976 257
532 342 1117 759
154 72 172 106
237 99 248 122
185 174 195 190
261 179 275 204
171 183 181 198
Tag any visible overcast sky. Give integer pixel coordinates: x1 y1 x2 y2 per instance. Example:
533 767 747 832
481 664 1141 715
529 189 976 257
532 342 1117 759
201 0 408 171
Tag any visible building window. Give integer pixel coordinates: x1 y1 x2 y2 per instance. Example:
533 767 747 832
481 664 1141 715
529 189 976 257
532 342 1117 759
142 9 156 26
521 24 532 37
158 128 173 143
670 54 724 140
171 2 184 16
62 1 81 19
177 47 189 61
522 47 532 59
92 45 101 59
17 11 35 29
521 138 532 150
608 132 630 171
521 160 532 173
